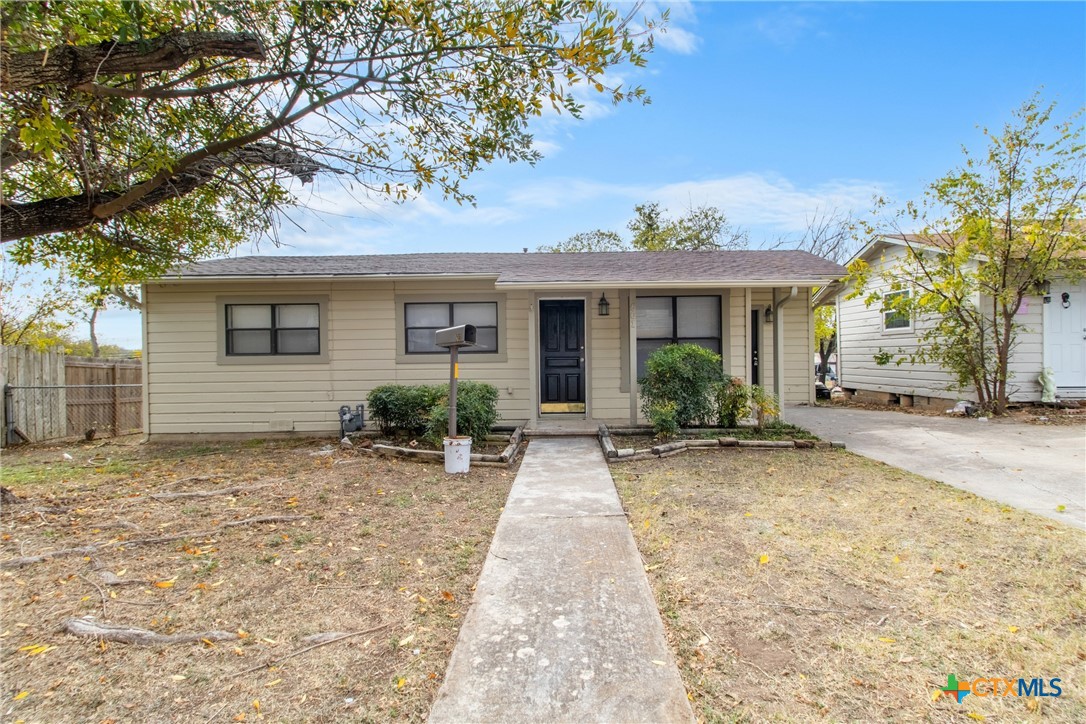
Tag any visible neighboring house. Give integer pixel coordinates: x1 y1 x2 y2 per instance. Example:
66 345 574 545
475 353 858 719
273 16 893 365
815 236 1086 408
141 251 844 437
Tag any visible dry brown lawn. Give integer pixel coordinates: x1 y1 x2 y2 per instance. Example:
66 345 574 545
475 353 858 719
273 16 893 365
1 436 514 722
614 448 1085 723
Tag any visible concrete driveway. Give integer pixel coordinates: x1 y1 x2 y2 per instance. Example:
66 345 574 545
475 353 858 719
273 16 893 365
785 404 1086 530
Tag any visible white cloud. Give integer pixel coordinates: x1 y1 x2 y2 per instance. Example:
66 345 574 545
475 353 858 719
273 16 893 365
497 172 883 236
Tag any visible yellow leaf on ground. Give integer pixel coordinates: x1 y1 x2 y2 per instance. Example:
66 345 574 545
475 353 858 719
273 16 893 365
1007 625 1019 633
967 713 985 721
758 554 769 565
397 677 406 689
892 555 901 564
252 699 260 712
265 679 281 687
12 691 29 701
153 581 174 588
441 591 455 602
744 512 753 517
878 637 896 644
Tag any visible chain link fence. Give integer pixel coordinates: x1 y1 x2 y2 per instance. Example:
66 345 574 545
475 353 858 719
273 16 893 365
3 384 142 445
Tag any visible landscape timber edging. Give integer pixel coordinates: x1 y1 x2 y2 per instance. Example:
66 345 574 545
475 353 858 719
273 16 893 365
364 425 526 469
602 435 845 463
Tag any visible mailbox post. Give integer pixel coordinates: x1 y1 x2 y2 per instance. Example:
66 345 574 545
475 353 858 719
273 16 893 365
434 325 476 472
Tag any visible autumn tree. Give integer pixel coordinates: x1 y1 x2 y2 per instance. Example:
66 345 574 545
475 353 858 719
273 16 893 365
1 0 657 286
0 261 80 349
539 201 747 252
848 96 1086 413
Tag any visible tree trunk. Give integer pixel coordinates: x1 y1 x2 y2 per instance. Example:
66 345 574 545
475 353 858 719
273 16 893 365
1 32 264 92
89 305 100 358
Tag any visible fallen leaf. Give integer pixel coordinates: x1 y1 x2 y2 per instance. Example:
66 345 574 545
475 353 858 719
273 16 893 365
878 637 896 644
651 660 666 666
265 679 281 687
744 512 753 517
1007 625 1019 633
170 675 187 681
398 634 415 647
153 580 175 589
396 677 406 689
252 699 260 712
440 591 455 602
758 554 769 565
967 713 985 721
892 555 901 564
12 691 29 701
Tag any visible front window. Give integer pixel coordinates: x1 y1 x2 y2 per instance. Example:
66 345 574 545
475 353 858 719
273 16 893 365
404 302 498 353
882 291 911 330
225 303 320 356
636 295 721 378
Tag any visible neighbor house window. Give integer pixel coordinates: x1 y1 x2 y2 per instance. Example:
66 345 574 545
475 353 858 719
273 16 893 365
636 296 721 378
225 303 320 356
404 302 498 354
882 291 911 330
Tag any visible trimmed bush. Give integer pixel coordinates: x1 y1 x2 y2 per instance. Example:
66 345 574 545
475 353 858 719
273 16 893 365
425 381 500 445
367 384 443 435
639 343 725 429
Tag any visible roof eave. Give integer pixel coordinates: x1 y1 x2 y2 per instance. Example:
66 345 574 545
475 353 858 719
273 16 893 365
495 278 843 289
150 272 501 283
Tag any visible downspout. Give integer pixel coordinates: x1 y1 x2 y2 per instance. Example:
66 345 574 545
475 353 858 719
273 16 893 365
772 286 798 406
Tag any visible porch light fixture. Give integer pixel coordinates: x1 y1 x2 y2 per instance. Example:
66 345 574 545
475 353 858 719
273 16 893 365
598 293 611 316
763 305 774 323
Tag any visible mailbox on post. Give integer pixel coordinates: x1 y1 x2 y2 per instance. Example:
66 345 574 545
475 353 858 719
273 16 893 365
434 325 477 473
434 324 477 349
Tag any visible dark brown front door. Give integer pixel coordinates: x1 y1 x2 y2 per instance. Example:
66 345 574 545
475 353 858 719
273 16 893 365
539 300 585 413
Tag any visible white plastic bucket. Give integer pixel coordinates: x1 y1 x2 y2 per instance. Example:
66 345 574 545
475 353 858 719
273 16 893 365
443 437 472 474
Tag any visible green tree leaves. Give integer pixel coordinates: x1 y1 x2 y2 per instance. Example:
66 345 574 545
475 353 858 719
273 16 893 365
1 0 658 287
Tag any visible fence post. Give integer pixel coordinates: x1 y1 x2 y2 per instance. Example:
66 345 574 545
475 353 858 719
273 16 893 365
111 363 121 436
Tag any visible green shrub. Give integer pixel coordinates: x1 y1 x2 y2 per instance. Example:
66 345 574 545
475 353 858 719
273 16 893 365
425 381 500 445
639 343 725 428
367 384 442 435
646 400 679 440
713 379 780 427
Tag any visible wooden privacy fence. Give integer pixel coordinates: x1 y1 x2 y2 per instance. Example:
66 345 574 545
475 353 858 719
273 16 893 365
2 346 142 446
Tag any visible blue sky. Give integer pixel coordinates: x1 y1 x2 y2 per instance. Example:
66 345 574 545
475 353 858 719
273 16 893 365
75 2 1086 347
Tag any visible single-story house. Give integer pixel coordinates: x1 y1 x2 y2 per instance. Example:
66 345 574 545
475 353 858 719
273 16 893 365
814 235 1086 407
140 250 845 437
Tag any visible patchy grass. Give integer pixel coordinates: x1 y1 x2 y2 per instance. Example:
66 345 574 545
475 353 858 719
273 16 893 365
614 449 1085 723
1 436 514 722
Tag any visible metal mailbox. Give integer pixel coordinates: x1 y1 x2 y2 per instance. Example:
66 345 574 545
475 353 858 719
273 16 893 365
434 324 477 348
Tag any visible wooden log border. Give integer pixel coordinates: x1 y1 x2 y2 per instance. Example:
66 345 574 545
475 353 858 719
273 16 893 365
366 425 526 469
603 433 844 463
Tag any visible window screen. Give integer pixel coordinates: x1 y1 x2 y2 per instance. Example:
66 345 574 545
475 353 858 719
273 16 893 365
636 295 721 378
226 303 320 356
405 302 499 354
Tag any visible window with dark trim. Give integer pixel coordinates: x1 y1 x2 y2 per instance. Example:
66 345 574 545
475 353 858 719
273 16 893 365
636 295 721 378
404 302 498 354
225 303 320 356
882 290 911 330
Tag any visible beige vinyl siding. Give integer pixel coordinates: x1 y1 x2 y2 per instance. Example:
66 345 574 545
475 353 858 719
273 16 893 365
146 279 820 435
588 291 631 422
145 279 533 435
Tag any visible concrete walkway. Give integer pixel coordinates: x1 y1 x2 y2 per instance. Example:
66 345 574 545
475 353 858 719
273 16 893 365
786 404 1086 530
428 438 693 723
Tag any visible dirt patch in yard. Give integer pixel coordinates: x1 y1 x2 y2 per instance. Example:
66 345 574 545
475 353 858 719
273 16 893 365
614 449 1085 722
1 436 514 722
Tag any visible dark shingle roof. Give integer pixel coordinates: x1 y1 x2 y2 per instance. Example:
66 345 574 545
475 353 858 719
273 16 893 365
167 250 845 285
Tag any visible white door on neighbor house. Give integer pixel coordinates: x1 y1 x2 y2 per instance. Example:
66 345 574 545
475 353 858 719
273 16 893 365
1046 280 1086 390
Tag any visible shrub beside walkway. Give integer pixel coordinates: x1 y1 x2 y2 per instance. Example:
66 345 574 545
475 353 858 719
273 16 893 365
428 437 693 723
